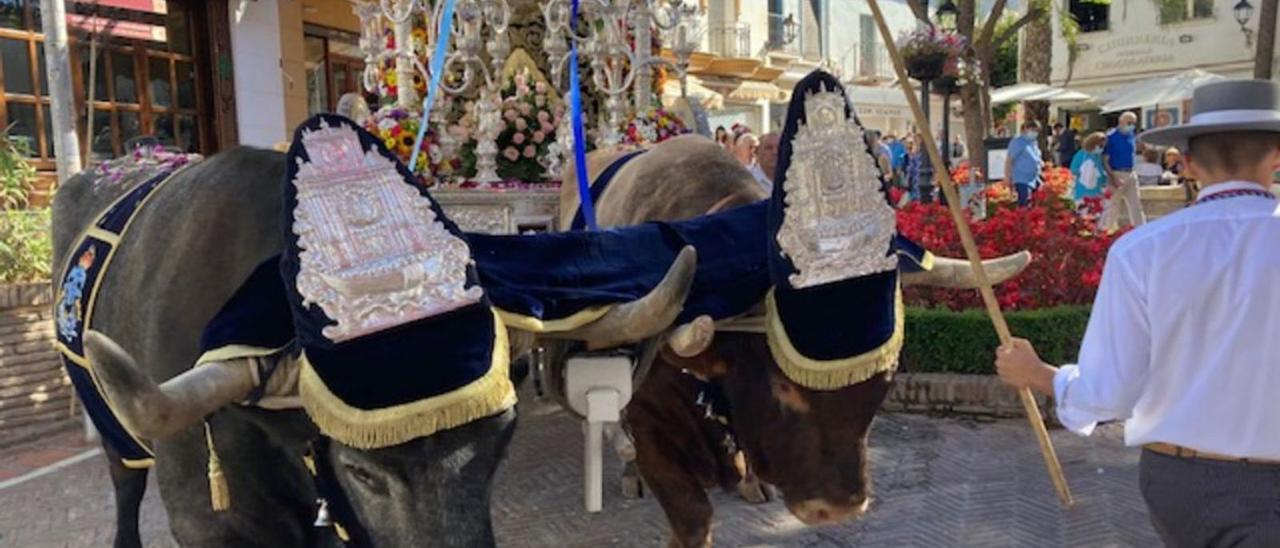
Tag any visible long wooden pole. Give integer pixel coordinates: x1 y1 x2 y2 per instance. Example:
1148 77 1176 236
865 0 1073 506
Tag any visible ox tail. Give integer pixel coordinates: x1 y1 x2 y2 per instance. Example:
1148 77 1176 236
104 444 148 548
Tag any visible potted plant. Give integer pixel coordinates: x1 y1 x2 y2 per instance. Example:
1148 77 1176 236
898 26 967 82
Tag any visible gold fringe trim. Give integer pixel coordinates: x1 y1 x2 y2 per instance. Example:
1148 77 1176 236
195 343 293 367
765 287 904 391
121 457 155 469
204 422 230 511
496 305 612 333
297 309 518 449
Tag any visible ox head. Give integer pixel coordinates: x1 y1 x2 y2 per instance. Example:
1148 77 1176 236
660 250 1027 526
84 114 699 546
659 70 1031 527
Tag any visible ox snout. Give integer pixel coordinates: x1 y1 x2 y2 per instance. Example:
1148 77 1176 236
785 495 872 525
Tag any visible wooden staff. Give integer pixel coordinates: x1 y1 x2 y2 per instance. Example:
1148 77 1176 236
865 0 1073 506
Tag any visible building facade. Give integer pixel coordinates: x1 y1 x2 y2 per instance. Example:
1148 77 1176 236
1051 0 1280 104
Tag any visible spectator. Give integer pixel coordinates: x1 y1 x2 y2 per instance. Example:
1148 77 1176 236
1163 147 1185 179
1102 111 1146 229
1070 131 1108 206
734 132 768 190
1135 148 1164 186
714 126 729 149
1004 120 1045 207
951 136 965 161
887 134 907 185
906 136 927 201
1056 122 1079 167
756 132 781 192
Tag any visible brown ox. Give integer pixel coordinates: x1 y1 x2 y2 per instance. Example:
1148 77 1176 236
558 134 1028 547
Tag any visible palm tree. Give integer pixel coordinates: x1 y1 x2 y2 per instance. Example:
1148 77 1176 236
1020 0 1053 154
1256 0 1277 79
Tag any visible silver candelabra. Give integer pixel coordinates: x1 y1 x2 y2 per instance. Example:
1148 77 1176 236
353 0 511 184
542 0 704 148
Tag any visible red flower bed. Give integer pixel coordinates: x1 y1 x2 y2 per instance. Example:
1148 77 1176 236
897 191 1127 310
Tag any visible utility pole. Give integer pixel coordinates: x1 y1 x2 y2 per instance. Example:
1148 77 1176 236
40 0 82 182
1256 0 1278 80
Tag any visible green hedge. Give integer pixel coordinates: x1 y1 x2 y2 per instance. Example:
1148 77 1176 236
901 306 1092 374
0 208 52 284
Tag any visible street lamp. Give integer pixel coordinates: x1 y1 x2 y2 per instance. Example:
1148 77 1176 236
1233 0 1255 46
935 0 959 28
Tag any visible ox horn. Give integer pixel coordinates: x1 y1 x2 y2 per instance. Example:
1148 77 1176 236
542 246 697 347
901 251 1031 288
84 331 260 440
667 315 715 357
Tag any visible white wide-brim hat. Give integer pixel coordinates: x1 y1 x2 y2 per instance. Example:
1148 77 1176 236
1140 79 1280 148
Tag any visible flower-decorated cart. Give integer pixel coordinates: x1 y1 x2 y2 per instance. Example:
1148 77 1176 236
350 0 706 234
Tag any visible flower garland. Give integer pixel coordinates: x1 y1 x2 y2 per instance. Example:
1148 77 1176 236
92 145 200 189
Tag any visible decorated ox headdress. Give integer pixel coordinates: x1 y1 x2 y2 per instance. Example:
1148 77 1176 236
281 114 516 449
765 70 904 390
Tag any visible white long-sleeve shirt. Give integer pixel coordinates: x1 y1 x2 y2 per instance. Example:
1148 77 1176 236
1053 181 1280 459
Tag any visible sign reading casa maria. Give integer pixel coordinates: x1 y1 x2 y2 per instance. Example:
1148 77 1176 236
1090 34 1178 73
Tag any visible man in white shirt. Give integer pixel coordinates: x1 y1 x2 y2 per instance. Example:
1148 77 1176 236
994 79 1280 547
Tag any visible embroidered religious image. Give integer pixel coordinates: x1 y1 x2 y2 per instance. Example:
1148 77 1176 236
56 247 97 343
776 88 897 288
290 120 482 342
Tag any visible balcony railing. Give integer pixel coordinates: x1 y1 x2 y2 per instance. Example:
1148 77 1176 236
838 41 895 82
765 12 799 54
707 22 751 58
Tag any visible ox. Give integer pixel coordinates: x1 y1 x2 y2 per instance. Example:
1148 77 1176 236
55 142 692 547
557 133 1028 547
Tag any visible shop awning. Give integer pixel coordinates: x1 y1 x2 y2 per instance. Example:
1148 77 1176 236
1097 69 1225 113
990 83 1093 105
726 80 788 102
662 77 724 110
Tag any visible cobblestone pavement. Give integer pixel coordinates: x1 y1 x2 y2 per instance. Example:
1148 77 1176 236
0 389 1158 548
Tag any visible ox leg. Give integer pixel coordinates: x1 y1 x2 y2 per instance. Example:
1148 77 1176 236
733 452 770 504
105 444 147 548
632 431 714 548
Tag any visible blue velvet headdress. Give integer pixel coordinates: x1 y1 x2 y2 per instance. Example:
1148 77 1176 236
280 114 515 449
765 70 905 389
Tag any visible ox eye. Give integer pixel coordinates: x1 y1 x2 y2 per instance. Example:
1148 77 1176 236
343 462 388 496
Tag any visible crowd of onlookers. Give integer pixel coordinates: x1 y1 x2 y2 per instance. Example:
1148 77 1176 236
710 114 1195 232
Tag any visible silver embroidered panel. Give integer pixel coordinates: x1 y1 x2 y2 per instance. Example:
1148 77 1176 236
291 120 483 342
776 88 898 288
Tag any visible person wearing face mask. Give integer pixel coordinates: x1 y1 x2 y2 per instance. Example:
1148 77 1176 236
1070 131 1109 209
1004 121 1044 207
1102 111 1147 229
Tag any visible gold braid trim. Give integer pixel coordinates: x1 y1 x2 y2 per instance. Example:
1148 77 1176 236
495 305 612 333
765 287 904 391
298 308 517 449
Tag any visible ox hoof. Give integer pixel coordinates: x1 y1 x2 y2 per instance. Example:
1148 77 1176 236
620 462 646 499
736 477 771 504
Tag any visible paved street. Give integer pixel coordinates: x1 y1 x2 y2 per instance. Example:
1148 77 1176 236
0 388 1158 547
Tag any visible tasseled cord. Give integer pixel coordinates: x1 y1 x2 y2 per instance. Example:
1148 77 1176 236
205 421 231 511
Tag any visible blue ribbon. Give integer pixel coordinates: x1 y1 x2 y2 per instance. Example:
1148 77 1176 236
408 0 458 174
568 0 598 230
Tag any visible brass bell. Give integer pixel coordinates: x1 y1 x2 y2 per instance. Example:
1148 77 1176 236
313 498 331 527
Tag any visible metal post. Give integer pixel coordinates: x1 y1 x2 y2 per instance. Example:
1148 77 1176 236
394 18 418 109
633 1 653 113
40 0 82 182
918 79 934 203
942 90 952 170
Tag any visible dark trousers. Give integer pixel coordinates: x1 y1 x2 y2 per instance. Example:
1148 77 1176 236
1140 450 1280 547
1015 183 1034 207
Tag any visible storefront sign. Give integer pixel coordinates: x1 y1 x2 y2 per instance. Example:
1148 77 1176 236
73 0 167 14
67 14 167 42
1090 34 1178 73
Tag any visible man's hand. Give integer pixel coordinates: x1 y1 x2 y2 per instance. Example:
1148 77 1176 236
995 338 1057 397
